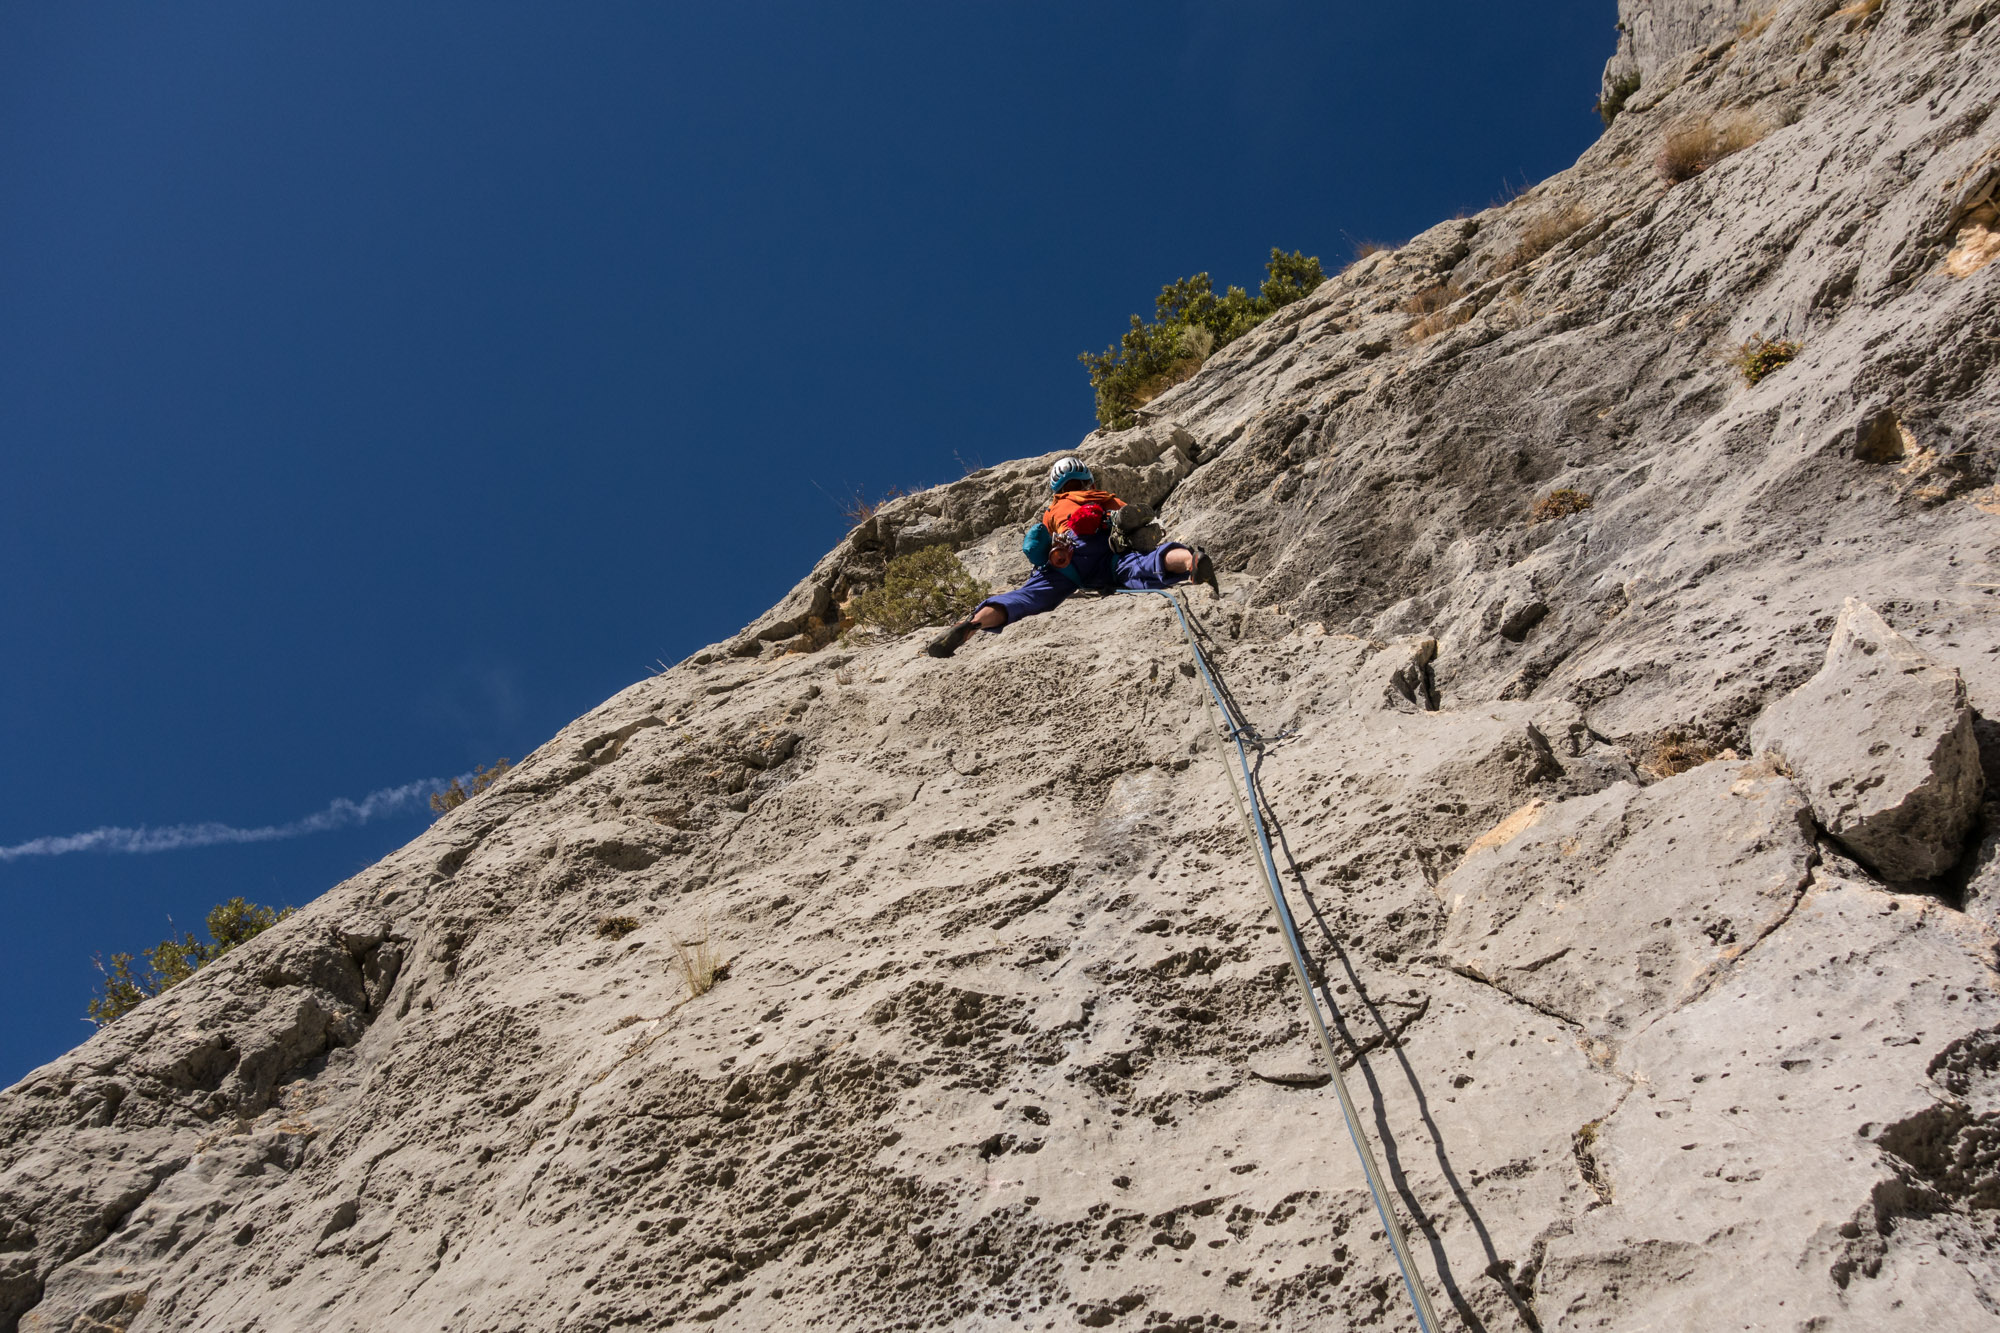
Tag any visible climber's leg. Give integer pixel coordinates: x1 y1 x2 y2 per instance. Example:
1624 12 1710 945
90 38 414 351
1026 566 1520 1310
973 569 1076 630
927 570 1074 657
1116 542 1217 595
1120 542 1216 593
1119 543 1187 589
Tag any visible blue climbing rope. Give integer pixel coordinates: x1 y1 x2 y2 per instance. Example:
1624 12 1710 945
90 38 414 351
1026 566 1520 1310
1119 587 1441 1333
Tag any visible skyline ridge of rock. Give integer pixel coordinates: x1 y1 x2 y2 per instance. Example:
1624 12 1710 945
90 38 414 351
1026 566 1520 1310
6 1 2000 1329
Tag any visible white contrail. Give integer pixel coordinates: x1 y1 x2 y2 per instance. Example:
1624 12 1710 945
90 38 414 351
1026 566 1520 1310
0 778 452 861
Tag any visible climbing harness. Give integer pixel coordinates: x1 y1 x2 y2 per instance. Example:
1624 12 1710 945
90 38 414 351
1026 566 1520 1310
1119 587 1443 1333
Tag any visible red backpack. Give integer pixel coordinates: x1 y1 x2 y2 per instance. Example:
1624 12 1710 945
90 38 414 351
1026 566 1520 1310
1042 488 1125 538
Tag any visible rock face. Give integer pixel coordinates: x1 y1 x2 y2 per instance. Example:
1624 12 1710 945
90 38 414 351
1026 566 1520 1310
1602 0 1769 100
1439 760 1819 1043
6 2 2000 1330
1753 598 1985 880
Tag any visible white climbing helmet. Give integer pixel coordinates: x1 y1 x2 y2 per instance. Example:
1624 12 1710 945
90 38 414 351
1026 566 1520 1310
1046 457 1093 493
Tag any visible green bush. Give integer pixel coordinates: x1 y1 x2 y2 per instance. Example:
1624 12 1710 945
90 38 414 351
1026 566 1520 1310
846 546 989 637
1529 487 1594 524
1597 72 1640 126
89 897 294 1025
1081 248 1325 430
1730 334 1801 385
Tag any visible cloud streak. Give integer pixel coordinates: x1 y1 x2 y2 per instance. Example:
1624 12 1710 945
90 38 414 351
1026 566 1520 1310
0 779 447 861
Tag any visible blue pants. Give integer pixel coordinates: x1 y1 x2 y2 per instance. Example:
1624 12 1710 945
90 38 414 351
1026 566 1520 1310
978 542 1189 631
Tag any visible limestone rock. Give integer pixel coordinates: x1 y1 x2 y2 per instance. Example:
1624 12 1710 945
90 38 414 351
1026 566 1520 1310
7 2 2000 1328
1602 0 1770 101
1538 871 2000 1325
1246 1051 1329 1088
1961 816 2000 938
1439 759 1817 1045
1752 599 1984 881
1351 636 1438 713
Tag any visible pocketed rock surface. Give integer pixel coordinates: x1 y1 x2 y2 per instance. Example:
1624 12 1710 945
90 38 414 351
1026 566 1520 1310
7 1 2000 1329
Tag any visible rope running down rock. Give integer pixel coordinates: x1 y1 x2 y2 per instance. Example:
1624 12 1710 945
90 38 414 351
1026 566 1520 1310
1119 587 1441 1333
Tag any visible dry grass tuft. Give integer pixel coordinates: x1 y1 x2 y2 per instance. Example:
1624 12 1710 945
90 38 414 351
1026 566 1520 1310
1529 487 1594 524
777 611 845 657
841 486 911 527
1342 241 1392 275
1655 113 1765 184
596 915 640 940
1402 281 1472 342
1895 444 1981 507
1835 0 1884 23
1729 333 1802 385
1636 730 1723 780
669 923 727 998
430 759 513 816
1574 1119 1612 1203
1499 204 1591 273
1736 7 1776 40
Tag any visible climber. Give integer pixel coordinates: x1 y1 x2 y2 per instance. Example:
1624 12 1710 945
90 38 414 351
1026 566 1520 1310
926 457 1215 658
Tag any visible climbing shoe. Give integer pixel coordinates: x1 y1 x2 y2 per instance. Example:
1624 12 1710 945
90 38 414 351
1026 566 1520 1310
1191 549 1219 595
926 620 978 658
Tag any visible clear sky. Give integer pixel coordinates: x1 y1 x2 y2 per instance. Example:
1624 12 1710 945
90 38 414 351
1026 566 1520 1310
0 2 1614 1083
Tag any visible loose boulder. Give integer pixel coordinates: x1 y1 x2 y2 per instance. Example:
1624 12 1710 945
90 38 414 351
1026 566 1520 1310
1751 599 1984 881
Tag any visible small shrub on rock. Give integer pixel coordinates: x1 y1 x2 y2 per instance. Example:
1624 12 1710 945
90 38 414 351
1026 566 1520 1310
846 545 989 637
90 897 294 1024
1529 487 1594 524
597 915 640 939
1597 72 1641 127
1081 248 1325 429
431 759 513 816
1081 320 1213 432
1730 333 1802 385
1655 113 1764 184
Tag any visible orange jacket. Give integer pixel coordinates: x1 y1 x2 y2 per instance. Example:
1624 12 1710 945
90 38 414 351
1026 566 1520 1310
1041 488 1125 535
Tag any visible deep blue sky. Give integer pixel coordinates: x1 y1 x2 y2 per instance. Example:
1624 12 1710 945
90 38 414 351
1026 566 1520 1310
0 2 1613 1082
